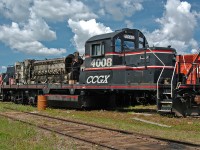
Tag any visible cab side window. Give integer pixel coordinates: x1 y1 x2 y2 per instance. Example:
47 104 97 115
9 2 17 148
139 37 144 48
115 38 121 52
91 43 104 56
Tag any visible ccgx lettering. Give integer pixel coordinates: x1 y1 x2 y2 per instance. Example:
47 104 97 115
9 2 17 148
86 75 110 84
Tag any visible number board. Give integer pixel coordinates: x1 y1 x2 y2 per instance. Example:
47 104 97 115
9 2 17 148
91 58 112 68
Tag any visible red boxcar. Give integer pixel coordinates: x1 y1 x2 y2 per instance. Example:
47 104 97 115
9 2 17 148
176 54 200 84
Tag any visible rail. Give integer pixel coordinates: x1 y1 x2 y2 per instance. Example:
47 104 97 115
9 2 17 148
147 48 165 99
2 107 200 148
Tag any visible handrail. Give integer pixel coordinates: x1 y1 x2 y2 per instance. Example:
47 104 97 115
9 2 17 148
176 82 181 89
186 48 200 78
171 62 177 98
147 48 165 99
182 55 188 73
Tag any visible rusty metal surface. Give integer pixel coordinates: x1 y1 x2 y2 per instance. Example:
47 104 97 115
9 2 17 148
0 110 199 150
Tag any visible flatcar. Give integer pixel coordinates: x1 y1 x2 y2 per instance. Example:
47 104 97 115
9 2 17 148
0 28 200 116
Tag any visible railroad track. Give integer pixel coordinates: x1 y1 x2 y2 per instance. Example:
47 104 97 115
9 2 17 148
1 107 200 150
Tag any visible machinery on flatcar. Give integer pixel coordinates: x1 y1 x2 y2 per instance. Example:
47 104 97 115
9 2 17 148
0 28 200 116
14 52 83 84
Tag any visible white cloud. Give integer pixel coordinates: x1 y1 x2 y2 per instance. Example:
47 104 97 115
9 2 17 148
26 12 56 41
1 66 6 69
0 0 33 22
68 19 112 54
0 66 7 73
31 0 97 21
125 20 134 28
0 21 66 56
99 0 143 21
0 0 100 56
145 0 199 54
191 49 198 54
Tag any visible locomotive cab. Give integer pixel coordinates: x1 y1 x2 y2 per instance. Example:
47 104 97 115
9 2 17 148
84 28 148 67
80 28 176 86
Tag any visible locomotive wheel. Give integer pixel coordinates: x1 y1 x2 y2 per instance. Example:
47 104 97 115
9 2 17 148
14 97 23 104
16 100 21 104
0 94 4 101
0 94 5 102
11 96 16 103
2 93 10 102
28 97 37 106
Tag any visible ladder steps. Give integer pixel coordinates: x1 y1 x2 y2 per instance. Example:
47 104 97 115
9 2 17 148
160 99 172 102
158 109 171 113
160 101 172 104
159 97 172 113
158 83 174 113
162 92 171 94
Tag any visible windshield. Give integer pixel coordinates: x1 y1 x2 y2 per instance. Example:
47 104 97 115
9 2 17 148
123 40 135 50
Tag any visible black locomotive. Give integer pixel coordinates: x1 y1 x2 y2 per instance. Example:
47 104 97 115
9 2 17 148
1 28 200 116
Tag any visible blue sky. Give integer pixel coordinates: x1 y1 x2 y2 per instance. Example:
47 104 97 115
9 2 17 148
0 0 200 73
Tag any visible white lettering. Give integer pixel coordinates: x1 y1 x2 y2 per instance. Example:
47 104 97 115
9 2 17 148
90 58 112 68
86 75 110 84
86 76 92 83
101 58 106 67
107 58 112 67
91 59 96 67
96 59 101 67
92 76 98 84
103 75 110 83
124 34 135 40
97 75 104 83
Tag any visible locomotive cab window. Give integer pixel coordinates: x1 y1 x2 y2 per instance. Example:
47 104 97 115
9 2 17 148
139 43 144 48
91 43 105 56
115 38 121 52
138 35 147 48
123 34 135 50
123 40 135 50
139 37 144 43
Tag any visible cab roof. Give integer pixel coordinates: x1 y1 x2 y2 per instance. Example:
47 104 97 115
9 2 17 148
86 28 141 43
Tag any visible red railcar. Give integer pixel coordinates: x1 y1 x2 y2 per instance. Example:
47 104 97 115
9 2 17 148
176 54 200 84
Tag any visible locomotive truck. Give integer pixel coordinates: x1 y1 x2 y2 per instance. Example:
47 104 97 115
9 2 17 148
0 28 200 116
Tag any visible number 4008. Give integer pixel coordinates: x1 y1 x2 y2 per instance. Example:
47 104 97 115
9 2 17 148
91 58 112 67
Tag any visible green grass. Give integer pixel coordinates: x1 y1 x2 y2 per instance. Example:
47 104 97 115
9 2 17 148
46 106 200 144
0 102 35 112
0 102 200 145
43 106 200 144
0 104 78 149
